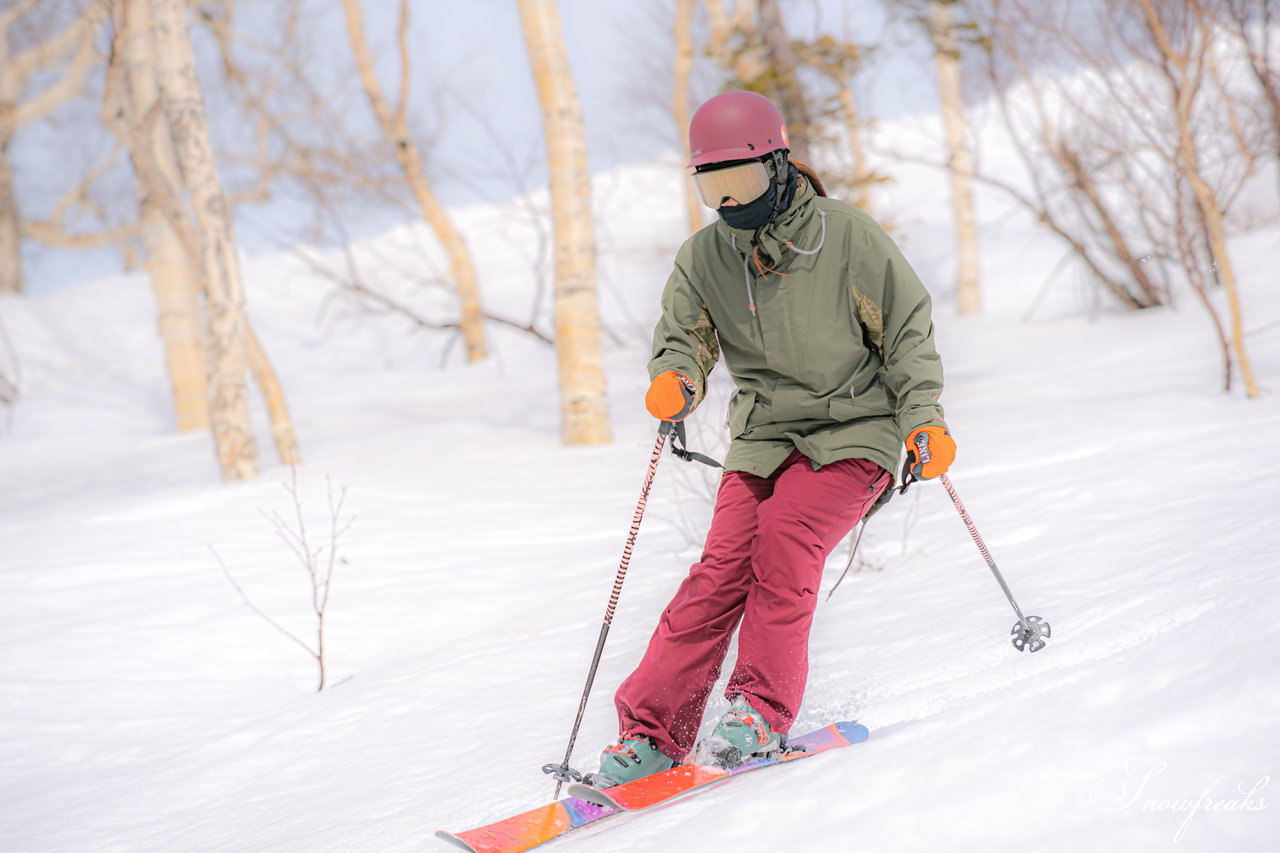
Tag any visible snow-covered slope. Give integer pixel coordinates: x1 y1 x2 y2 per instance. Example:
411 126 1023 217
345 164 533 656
2 145 1278 853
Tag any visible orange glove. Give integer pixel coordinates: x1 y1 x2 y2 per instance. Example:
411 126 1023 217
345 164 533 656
645 371 697 421
905 425 956 479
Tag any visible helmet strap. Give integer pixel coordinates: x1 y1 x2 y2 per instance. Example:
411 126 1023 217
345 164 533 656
750 151 795 245
719 150 796 236
768 151 795 221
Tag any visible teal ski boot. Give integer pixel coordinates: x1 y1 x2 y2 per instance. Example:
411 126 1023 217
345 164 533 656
703 696 785 766
588 732 676 788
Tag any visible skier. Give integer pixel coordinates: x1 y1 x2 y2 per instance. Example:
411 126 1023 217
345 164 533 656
591 90 956 787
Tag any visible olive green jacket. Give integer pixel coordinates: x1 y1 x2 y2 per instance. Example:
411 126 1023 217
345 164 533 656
649 176 946 481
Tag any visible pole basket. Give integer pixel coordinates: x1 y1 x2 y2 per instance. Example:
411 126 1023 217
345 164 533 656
1012 615 1051 653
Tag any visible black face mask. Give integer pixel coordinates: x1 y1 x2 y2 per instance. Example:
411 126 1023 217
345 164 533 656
717 163 798 231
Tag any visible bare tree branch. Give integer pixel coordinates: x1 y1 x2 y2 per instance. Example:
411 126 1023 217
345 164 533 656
214 469 355 692
211 544 318 663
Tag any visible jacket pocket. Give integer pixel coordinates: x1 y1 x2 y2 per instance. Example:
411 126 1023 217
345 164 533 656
829 385 893 421
726 389 757 438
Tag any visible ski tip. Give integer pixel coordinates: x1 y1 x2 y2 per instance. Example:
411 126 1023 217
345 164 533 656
567 782 622 810
433 830 479 852
835 720 870 744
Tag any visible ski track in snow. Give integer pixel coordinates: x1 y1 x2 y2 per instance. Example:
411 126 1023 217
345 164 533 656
2 156 1279 853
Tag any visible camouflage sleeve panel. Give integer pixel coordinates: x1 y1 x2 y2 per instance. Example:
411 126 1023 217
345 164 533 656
686 305 721 400
850 285 886 363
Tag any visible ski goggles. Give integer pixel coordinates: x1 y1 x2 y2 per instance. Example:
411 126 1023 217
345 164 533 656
690 160 771 209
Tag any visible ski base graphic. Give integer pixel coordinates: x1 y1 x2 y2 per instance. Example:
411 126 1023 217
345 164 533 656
434 721 869 852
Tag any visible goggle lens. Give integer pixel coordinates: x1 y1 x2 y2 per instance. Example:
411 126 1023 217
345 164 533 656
691 161 771 209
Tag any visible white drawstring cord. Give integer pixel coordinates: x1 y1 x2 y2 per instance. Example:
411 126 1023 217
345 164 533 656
786 209 827 255
732 234 758 317
729 209 826 318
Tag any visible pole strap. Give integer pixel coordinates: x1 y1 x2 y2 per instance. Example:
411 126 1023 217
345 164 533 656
668 420 723 468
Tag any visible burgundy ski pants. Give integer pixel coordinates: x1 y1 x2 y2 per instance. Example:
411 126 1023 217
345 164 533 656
614 450 888 760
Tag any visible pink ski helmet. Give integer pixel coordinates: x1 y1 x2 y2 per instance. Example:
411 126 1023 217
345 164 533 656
687 90 790 169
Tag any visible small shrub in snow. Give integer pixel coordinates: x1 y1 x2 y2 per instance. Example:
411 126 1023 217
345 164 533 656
213 469 353 691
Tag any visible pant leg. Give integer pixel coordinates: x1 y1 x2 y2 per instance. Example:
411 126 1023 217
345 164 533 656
614 468 776 759
727 456 889 735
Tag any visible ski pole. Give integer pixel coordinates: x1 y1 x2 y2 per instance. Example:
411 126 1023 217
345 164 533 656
542 420 675 797
913 433 1051 653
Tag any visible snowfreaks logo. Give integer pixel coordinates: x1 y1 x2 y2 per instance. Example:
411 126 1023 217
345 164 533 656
1090 757 1270 843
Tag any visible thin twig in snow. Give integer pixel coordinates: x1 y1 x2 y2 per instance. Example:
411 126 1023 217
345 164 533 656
215 469 354 691
211 544 317 662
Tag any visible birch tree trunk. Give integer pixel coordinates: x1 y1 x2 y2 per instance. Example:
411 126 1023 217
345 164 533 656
110 0 210 431
148 0 258 479
0 126 19 294
838 86 873 214
0 3 22 293
673 0 703 234
144 206 211 430
757 0 812 162
929 0 981 315
1142 0 1259 398
518 0 611 445
705 0 768 91
340 0 487 363
1181 116 1259 401
705 0 811 158
244 325 301 465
